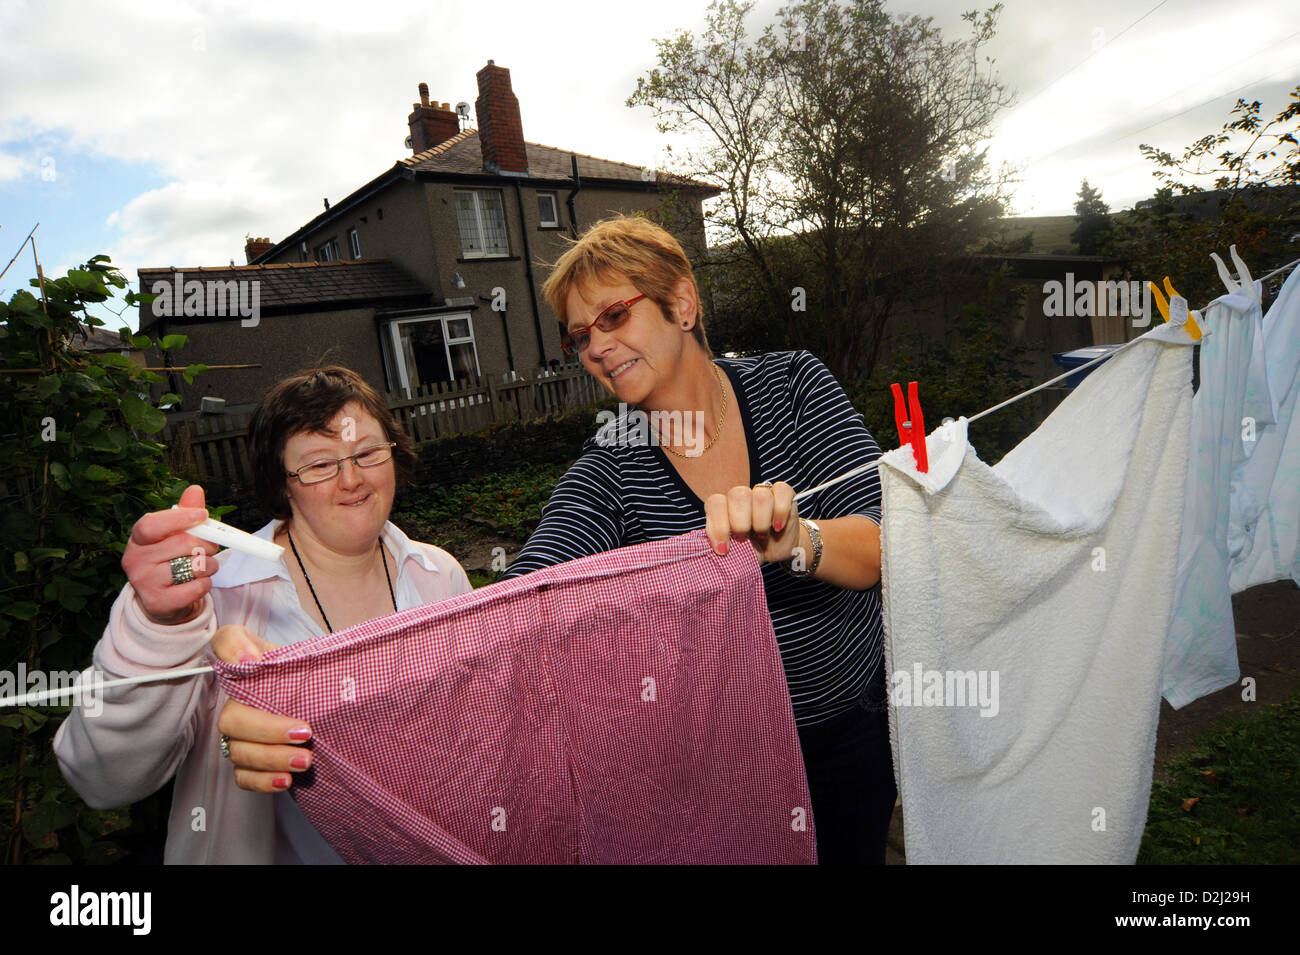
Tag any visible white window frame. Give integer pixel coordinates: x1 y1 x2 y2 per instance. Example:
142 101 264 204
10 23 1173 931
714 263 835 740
348 228 361 259
316 238 340 262
454 189 509 258
381 312 482 396
537 191 559 228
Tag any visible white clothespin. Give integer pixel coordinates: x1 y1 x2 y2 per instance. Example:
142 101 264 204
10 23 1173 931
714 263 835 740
1209 244 1261 306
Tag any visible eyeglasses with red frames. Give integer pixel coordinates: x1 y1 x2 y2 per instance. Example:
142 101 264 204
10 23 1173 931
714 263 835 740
560 293 647 356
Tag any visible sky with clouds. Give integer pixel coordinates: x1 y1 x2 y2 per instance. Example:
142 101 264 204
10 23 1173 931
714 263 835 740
1 0 1297 326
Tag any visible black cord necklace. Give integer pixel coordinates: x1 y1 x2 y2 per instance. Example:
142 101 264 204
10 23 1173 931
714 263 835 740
286 528 396 634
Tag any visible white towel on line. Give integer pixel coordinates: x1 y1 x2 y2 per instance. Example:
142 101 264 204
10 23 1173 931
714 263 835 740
878 321 1196 864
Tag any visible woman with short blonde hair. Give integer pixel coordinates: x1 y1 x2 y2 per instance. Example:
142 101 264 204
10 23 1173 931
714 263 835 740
514 214 895 864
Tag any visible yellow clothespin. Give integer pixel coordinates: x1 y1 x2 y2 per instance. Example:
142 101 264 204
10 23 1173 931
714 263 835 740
1147 277 1203 341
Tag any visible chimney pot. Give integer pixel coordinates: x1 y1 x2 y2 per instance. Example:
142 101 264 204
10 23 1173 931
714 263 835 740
407 89 460 154
244 236 274 264
475 61 528 174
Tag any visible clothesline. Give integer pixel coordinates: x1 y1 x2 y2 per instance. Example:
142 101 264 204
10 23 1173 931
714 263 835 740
1256 255 1300 285
1 666 215 707
794 256 1300 505
793 334 1144 503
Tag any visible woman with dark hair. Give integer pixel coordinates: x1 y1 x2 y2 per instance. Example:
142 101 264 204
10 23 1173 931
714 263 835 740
54 366 471 864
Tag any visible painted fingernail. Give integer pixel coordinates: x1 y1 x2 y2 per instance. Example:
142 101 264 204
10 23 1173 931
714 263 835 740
238 655 257 664
272 776 290 789
288 727 312 741
773 518 785 532
716 541 728 556
290 754 309 770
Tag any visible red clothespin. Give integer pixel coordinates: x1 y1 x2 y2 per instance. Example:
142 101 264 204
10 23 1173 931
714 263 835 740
891 381 929 473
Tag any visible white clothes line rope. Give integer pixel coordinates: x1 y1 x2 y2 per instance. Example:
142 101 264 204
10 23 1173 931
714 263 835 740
795 256 1300 504
1257 256 1300 285
0 666 215 708
793 333 1149 503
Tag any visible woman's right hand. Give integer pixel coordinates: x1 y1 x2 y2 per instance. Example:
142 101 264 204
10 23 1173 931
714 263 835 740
212 625 313 793
121 483 220 626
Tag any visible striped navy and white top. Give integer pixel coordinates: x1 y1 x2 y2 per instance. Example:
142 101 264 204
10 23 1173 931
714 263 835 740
502 350 884 727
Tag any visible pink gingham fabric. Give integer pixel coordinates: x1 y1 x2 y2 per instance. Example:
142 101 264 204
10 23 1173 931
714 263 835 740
213 530 816 865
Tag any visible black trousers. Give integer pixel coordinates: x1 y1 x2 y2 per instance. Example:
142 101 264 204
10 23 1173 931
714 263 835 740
796 680 897 865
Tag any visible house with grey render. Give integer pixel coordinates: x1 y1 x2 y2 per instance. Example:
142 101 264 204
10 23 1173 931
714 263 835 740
139 60 718 409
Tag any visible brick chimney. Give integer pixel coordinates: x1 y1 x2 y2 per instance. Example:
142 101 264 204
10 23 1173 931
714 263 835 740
408 82 461 154
474 60 528 175
244 236 273 263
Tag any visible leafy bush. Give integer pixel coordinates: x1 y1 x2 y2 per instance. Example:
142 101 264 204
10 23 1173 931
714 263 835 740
0 255 210 863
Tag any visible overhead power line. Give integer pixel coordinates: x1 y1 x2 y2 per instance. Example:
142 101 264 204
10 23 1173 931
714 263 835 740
1013 0 1172 111
1014 38 1300 170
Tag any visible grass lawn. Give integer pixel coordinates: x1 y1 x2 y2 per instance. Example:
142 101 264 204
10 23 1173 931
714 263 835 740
1139 690 1300 864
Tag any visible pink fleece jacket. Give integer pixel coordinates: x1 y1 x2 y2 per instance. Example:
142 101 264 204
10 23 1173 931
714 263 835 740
52 521 471 864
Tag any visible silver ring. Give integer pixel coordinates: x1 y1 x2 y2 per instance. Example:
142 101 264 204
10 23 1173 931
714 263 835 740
219 734 231 759
169 556 195 585
755 480 775 489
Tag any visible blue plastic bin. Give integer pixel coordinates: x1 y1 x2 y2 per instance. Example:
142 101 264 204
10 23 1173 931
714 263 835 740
1052 344 1125 388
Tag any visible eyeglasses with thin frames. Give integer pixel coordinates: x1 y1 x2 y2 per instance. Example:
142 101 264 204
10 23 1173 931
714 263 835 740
561 293 647 355
287 442 397 485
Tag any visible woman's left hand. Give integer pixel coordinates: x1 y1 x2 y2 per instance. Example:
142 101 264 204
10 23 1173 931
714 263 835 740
704 481 799 563
213 625 314 793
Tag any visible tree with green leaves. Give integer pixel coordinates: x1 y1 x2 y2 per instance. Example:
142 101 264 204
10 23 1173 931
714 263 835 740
0 254 213 863
1106 87 1300 305
629 0 1014 381
1071 179 1111 255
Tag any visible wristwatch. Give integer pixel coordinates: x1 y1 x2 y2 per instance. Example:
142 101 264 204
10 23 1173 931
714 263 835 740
787 518 823 577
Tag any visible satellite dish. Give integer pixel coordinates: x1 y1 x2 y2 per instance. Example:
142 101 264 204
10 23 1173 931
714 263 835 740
404 135 414 149
456 102 470 121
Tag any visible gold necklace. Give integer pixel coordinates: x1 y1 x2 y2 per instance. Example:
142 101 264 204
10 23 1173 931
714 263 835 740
660 363 728 458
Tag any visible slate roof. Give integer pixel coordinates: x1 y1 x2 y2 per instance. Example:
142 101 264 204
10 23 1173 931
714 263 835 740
137 259 432 313
237 129 718 266
399 129 718 192
71 323 134 352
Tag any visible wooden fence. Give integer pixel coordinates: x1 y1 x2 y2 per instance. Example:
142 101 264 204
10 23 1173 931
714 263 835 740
386 366 605 443
163 366 606 488
162 405 256 490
